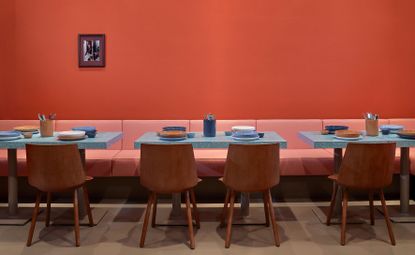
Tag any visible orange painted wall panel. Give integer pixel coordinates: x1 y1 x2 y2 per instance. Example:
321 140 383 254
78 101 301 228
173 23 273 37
0 0 15 114
2 0 415 120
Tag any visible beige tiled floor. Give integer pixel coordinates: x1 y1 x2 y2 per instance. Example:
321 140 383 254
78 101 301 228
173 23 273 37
0 201 414 255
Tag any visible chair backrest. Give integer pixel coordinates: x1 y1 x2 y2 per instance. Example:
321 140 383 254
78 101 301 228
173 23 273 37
26 144 86 192
140 143 198 193
223 143 280 192
337 143 396 189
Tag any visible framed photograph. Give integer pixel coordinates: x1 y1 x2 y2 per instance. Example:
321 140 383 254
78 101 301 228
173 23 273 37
78 34 105 67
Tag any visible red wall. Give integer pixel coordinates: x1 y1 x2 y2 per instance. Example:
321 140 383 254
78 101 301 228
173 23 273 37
0 0 15 114
2 0 415 120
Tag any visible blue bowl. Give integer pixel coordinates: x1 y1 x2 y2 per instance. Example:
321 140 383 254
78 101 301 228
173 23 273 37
162 126 187 132
381 129 391 135
325 125 349 134
72 126 96 132
85 131 97 138
224 131 233 136
72 126 97 138
186 132 196 138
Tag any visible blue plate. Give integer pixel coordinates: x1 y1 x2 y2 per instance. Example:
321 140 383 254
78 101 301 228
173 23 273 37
380 125 404 131
397 133 415 140
162 126 187 132
72 127 97 138
233 131 258 138
160 137 187 141
325 125 348 134
0 131 21 137
72 126 97 132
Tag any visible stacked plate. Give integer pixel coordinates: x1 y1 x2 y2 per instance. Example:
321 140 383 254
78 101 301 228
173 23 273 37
397 130 415 139
57 131 86 141
231 126 259 141
14 125 39 134
159 130 187 141
380 125 404 135
0 131 22 141
334 130 362 141
72 126 97 138
325 125 349 134
162 126 187 132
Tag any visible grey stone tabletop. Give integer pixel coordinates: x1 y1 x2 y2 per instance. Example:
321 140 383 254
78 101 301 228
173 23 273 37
0 132 123 149
135 131 287 149
299 131 415 148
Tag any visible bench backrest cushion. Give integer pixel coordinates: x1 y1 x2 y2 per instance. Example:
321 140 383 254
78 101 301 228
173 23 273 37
189 120 257 132
257 119 322 149
389 118 415 129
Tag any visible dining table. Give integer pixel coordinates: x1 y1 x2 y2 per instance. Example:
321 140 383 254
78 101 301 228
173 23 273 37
299 131 415 223
0 131 123 225
135 131 287 216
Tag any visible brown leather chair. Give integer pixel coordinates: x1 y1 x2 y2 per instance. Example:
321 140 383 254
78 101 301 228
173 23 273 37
139 143 200 249
221 143 280 248
26 144 93 247
326 143 396 246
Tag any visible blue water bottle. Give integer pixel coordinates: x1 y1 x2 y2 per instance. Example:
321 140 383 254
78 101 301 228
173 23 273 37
203 113 216 137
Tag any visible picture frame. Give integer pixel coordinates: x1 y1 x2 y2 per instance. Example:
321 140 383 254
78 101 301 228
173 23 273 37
78 34 105 67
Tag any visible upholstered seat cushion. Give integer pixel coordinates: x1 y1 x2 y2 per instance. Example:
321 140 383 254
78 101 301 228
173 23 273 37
84 150 120 176
112 149 229 177
280 149 333 176
112 150 140 176
0 150 28 176
0 149 119 177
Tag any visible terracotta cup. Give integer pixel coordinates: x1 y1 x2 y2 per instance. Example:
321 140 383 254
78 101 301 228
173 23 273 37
365 119 379 136
40 120 54 137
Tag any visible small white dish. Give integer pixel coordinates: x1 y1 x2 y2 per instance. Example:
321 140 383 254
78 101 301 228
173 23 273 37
0 136 22 141
231 136 260 141
231 126 256 132
58 131 86 136
334 135 363 141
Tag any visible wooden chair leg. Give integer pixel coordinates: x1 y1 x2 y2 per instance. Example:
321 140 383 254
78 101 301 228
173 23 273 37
45 192 51 227
82 186 94 227
151 193 157 228
327 182 338 226
225 189 235 248
140 192 155 248
220 188 230 228
266 189 280 247
380 190 396 245
185 190 195 249
73 189 80 247
27 191 41 247
263 191 270 227
190 189 200 229
369 191 375 226
341 188 349 246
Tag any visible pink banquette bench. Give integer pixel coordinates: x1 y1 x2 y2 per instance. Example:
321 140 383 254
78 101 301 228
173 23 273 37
0 119 414 177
